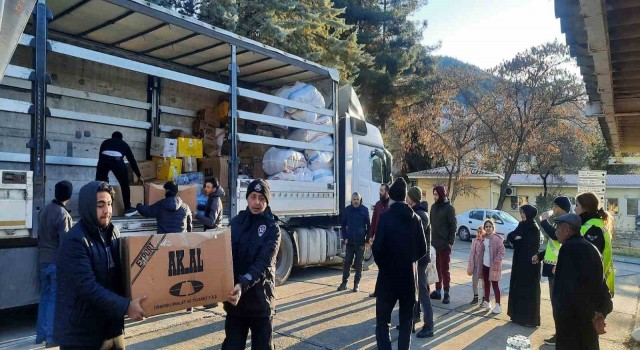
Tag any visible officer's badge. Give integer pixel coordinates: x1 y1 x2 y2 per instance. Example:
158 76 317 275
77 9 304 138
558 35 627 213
258 224 267 237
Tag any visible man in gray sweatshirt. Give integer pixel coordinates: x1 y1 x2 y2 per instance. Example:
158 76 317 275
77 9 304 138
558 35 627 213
36 181 74 347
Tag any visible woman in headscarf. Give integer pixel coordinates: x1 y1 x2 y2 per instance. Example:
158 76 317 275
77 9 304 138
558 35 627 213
507 204 541 327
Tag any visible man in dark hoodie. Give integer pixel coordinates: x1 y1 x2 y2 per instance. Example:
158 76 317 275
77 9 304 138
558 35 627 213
429 185 456 304
368 183 390 298
338 192 370 292
406 186 434 338
96 131 141 217
36 181 74 347
373 178 427 350
55 181 146 349
222 179 281 349
136 181 192 234
196 177 225 230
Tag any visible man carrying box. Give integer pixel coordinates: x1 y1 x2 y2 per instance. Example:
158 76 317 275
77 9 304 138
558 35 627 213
55 181 145 349
223 179 281 350
96 131 141 217
195 177 225 230
136 181 193 234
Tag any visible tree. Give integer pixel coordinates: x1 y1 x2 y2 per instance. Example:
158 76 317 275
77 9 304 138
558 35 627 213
335 0 437 131
587 134 640 175
460 41 585 210
390 66 484 203
197 0 369 82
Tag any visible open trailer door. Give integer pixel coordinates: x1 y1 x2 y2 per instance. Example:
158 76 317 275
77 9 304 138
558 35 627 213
0 0 37 79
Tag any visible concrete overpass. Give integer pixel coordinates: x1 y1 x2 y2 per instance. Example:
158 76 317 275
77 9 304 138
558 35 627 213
555 0 640 162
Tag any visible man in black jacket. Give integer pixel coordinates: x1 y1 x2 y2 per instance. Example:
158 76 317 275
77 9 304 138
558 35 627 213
406 186 434 338
373 178 427 350
338 192 370 292
136 181 192 234
95 131 141 217
223 179 281 350
429 185 457 304
55 181 145 349
36 181 74 347
195 177 225 230
552 213 613 350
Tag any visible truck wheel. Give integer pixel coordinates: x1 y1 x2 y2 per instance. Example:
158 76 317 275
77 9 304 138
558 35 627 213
275 231 294 286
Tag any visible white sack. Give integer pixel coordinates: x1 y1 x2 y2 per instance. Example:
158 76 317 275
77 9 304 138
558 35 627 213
262 147 307 176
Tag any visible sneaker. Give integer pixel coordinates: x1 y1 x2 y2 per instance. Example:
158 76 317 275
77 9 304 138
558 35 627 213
369 292 376 298
543 335 557 345
482 300 492 312
124 208 138 217
337 282 347 291
470 295 478 305
430 290 442 300
492 304 502 314
352 284 359 292
416 327 435 338
442 293 450 304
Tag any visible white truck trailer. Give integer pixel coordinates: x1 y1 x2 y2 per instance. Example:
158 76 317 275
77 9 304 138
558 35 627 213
0 0 393 309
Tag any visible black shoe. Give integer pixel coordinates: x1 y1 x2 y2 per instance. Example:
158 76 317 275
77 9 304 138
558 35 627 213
470 295 478 305
337 282 347 291
430 290 441 300
124 208 138 217
45 342 59 348
442 293 450 304
543 335 556 345
369 292 376 298
352 284 359 292
416 327 435 338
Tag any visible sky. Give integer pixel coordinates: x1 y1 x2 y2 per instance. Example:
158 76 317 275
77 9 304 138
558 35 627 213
412 0 568 69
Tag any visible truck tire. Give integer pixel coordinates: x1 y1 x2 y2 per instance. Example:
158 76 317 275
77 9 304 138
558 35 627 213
275 231 294 286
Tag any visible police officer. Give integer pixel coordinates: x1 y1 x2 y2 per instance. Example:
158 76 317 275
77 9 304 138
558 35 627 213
223 179 281 350
96 131 141 217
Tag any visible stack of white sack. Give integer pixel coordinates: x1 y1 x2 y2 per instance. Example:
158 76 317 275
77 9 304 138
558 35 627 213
287 115 332 146
261 82 325 123
262 147 307 176
267 166 334 183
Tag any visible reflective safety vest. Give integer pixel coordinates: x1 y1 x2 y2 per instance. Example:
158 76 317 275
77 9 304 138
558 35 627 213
581 218 615 296
543 237 561 265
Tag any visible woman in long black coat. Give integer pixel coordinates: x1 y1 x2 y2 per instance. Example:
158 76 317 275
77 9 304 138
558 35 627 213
507 204 541 327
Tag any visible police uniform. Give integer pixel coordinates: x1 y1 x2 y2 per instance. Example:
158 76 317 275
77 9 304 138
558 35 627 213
222 179 281 350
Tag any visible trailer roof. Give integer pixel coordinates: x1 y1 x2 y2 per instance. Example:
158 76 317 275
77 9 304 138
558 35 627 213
37 0 339 87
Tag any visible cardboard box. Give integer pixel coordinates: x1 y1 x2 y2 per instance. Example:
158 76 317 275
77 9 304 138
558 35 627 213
192 120 217 136
196 108 221 128
145 181 198 212
239 143 269 158
170 129 192 139
150 137 178 158
198 157 229 190
120 229 234 317
128 161 156 182
112 185 145 216
183 157 198 173
177 137 204 158
203 128 226 157
153 157 182 181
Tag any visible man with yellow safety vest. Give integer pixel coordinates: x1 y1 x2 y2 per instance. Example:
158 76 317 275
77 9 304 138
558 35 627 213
532 196 571 346
575 192 615 297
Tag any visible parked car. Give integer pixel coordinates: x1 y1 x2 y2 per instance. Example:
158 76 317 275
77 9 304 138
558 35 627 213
456 209 544 248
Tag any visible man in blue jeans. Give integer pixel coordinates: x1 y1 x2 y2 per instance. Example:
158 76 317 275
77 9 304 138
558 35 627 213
36 181 74 347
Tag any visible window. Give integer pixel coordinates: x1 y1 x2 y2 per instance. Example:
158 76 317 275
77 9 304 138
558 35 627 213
627 199 639 216
469 210 484 221
371 156 384 183
487 211 504 224
607 198 619 215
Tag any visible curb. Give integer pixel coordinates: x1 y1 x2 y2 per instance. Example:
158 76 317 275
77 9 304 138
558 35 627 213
613 255 640 265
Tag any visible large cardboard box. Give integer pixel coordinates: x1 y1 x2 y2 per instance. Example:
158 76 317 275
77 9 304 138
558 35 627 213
198 157 229 190
112 185 145 216
138 161 157 181
196 108 221 128
120 229 234 317
150 137 178 158
183 157 197 173
203 128 226 157
153 157 183 181
192 120 217 136
145 181 198 212
177 137 204 158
